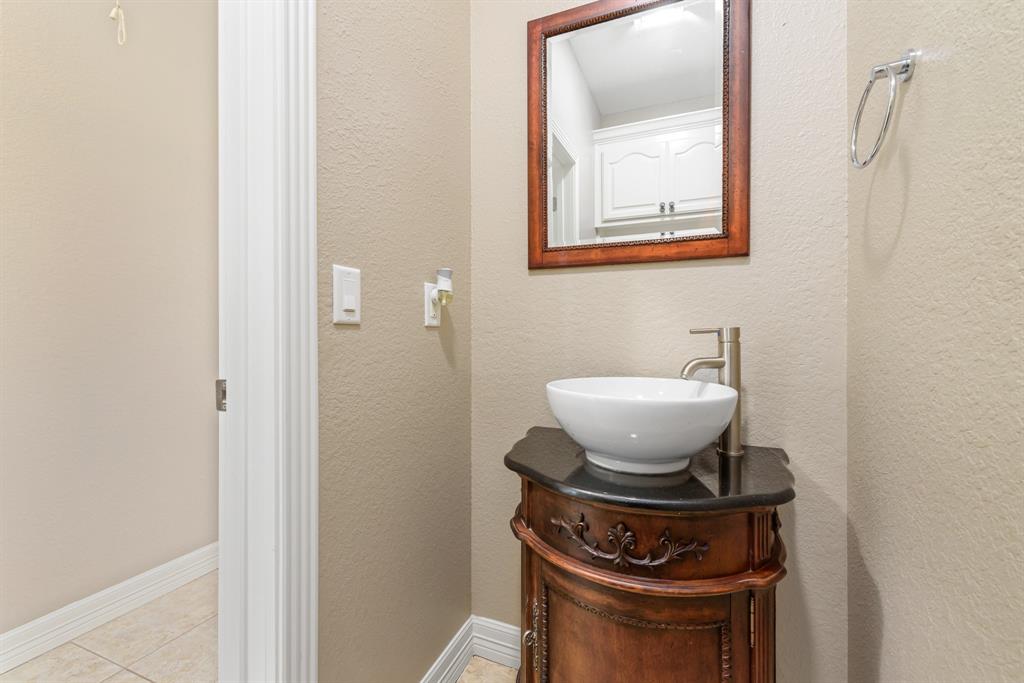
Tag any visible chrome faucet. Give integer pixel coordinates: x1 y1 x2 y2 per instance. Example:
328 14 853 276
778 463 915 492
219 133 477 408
681 327 743 457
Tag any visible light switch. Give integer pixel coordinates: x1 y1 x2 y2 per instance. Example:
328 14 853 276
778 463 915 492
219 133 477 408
332 265 361 324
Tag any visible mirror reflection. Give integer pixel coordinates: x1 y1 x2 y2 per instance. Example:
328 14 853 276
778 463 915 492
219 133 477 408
546 0 724 247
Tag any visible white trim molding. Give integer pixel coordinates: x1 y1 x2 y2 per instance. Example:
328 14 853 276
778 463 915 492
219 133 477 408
0 543 218 674
218 1 318 682
420 616 521 683
592 106 722 141
470 617 521 670
419 618 474 683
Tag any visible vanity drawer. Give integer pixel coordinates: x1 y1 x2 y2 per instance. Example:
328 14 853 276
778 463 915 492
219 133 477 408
523 481 764 581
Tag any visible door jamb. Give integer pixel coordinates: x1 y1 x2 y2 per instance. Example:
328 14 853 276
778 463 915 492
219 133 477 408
218 1 318 681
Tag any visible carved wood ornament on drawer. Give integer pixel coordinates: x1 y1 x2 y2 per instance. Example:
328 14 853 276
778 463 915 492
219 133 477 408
551 513 710 569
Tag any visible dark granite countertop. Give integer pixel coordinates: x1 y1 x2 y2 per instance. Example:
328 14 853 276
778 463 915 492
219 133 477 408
504 427 795 512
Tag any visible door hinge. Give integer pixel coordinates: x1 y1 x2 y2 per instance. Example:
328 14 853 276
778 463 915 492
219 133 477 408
749 594 756 649
216 379 227 412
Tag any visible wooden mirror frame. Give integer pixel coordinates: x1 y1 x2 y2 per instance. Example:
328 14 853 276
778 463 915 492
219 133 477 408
527 0 750 269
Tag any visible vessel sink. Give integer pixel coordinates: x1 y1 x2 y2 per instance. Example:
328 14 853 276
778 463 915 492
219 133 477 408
546 377 738 474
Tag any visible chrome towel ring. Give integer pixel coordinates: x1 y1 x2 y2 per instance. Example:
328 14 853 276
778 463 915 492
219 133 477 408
850 49 918 168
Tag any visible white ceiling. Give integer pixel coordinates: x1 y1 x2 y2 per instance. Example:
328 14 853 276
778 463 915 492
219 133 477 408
561 0 721 116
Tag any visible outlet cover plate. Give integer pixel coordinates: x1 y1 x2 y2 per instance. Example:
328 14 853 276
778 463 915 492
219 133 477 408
424 282 439 328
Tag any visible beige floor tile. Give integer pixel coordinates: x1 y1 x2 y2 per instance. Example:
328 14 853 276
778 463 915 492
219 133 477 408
0 643 122 683
457 656 518 683
74 571 217 667
99 671 149 683
128 617 216 683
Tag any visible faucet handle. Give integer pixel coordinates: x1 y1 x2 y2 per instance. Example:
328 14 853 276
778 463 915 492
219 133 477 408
689 327 740 341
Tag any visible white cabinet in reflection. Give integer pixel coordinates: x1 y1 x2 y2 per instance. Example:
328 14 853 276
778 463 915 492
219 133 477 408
594 108 722 238
597 138 666 222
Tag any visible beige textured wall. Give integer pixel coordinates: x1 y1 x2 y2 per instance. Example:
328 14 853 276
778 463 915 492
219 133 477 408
470 1 848 680
0 1 218 632
847 2 1024 681
316 1 472 680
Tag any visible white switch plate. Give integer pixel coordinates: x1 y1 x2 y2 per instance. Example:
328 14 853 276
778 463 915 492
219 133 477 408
333 265 361 324
424 282 439 328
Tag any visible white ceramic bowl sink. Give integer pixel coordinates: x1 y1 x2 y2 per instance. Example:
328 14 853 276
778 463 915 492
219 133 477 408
546 377 738 474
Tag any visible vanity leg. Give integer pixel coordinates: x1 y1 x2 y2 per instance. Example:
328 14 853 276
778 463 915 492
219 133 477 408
750 588 776 683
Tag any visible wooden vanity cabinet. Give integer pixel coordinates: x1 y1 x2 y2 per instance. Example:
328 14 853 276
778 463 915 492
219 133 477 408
505 428 793 683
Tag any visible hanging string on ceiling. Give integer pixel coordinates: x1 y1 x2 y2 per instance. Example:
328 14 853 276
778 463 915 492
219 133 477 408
108 0 127 46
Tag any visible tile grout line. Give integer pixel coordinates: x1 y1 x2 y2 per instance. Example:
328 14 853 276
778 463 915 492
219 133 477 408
70 572 218 676
71 606 216 673
3 573 217 682
68 642 134 679
93 656 155 683
124 613 218 677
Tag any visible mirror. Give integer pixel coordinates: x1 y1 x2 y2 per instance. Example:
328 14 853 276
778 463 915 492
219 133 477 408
528 0 749 269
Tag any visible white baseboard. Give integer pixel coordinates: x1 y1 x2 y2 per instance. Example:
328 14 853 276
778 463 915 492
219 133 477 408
419 616 475 683
469 617 520 670
0 542 218 673
420 615 520 683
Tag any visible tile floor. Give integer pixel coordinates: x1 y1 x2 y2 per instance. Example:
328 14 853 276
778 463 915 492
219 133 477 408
1 571 217 683
456 656 518 683
2 572 515 683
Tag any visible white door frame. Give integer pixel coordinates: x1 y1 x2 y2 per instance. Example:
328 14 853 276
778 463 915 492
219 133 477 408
218 1 318 681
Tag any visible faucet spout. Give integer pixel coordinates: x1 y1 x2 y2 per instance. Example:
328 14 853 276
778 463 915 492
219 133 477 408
680 356 725 380
680 327 743 457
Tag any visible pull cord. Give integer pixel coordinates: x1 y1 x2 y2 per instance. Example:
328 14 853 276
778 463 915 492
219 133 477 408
109 0 127 46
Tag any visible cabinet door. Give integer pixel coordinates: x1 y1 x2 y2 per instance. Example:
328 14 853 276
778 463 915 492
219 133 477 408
666 125 723 216
536 559 743 683
597 139 666 223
